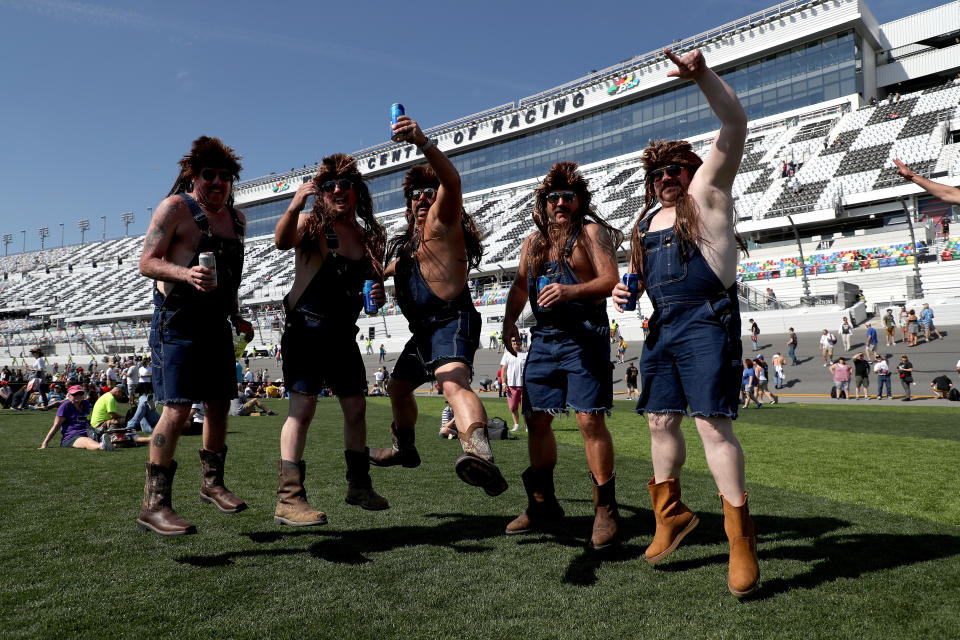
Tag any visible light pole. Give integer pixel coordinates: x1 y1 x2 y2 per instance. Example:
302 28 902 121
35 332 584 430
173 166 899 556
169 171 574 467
786 215 813 304
120 212 134 237
38 226 49 251
78 219 90 245
59 223 64 248
21 230 25 254
100 215 106 241
899 198 923 298
2 234 11 256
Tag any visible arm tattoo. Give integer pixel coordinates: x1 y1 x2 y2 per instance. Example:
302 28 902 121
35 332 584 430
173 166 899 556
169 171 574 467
142 224 168 254
152 433 166 448
596 227 619 268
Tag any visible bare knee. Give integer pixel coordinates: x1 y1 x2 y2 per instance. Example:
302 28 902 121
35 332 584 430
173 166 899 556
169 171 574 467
576 412 610 441
694 416 736 446
526 412 554 437
647 412 682 436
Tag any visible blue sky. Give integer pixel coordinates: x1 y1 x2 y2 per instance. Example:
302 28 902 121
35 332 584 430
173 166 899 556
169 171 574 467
0 0 942 251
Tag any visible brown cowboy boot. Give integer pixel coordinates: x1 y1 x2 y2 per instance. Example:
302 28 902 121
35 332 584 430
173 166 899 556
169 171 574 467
645 477 699 564
721 492 760 598
454 421 508 497
590 472 620 550
275 459 327 526
369 422 421 468
345 448 389 510
198 447 247 513
505 466 564 534
137 461 197 536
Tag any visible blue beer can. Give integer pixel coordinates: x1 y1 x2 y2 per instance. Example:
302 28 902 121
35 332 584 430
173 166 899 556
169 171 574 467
390 103 405 142
363 280 378 314
537 275 554 310
622 273 640 311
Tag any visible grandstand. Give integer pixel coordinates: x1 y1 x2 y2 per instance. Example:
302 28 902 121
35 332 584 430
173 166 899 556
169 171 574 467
2 0 960 359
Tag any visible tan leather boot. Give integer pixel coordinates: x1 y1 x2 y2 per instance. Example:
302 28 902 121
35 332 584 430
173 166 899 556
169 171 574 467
721 492 760 598
369 422 421 468
275 459 327 526
137 461 197 536
345 448 389 510
645 477 699 564
198 447 247 513
505 467 564 534
454 421 508 497
589 472 620 550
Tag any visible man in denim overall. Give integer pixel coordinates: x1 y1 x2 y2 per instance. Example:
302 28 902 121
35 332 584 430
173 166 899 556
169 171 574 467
137 137 255 536
502 162 623 549
369 112 507 497
613 48 759 597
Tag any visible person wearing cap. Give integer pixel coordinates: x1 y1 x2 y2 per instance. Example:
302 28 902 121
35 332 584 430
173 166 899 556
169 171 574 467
873 354 892 399
90 383 129 432
864 322 878 361
39 385 107 451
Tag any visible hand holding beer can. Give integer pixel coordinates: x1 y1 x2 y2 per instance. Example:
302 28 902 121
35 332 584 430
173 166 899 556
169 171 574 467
390 103 405 142
363 280 379 314
536 273 558 311
198 251 217 288
622 273 640 311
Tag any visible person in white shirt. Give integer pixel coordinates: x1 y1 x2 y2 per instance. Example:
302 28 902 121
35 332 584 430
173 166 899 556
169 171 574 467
819 329 836 366
126 361 139 398
872 355 892 399
499 336 528 432
137 358 152 394
838 317 852 351
105 363 118 389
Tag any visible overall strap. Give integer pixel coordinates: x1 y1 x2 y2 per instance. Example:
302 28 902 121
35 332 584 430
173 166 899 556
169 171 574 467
178 194 210 234
227 206 245 239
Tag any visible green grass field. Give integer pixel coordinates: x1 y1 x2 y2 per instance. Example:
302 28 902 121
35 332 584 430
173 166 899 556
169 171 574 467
1 398 958 639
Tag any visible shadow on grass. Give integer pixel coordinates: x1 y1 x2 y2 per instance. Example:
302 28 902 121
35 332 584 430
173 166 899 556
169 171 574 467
176 513 513 568
651 512 960 600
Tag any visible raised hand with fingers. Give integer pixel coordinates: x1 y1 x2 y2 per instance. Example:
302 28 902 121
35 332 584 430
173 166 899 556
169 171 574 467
665 48 706 80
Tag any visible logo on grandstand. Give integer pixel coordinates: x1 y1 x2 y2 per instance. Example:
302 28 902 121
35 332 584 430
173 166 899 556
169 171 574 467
607 73 639 96
272 181 290 193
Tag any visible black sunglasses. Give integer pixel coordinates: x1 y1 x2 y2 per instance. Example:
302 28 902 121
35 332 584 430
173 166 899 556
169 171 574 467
648 165 689 181
321 179 353 193
410 188 437 200
200 169 234 183
545 191 577 204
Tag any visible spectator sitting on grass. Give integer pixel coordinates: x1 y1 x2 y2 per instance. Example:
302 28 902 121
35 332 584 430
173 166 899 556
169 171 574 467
930 375 953 399
229 392 276 417
39 385 111 451
91 383 129 432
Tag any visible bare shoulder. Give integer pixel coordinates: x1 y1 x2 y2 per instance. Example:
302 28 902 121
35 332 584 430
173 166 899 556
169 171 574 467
153 195 192 227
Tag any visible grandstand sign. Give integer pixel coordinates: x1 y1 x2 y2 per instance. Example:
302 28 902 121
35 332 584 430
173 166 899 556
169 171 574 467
607 73 640 96
271 181 290 193
364 92 587 171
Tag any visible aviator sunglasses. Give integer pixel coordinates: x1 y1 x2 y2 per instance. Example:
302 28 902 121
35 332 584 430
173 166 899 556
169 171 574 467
647 164 689 182
545 191 577 204
410 188 437 200
321 179 354 193
201 169 234 182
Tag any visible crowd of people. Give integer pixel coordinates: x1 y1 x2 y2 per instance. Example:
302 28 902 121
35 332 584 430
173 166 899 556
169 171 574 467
23 47 960 601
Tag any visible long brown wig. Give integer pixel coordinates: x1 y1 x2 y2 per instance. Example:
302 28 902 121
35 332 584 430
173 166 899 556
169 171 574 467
528 161 624 277
304 153 386 277
385 164 484 270
167 136 243 205
628 139 746 283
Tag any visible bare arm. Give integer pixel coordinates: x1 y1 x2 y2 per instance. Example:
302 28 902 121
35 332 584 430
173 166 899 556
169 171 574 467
139 198 215 292
40 416 64 449
665 49 747 197
275 181 317 250
502 237 533 355
538 224 620 307
893 158 960 205
394 115 462 227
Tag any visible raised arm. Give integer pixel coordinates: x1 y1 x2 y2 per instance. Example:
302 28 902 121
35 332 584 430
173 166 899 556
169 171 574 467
893 158 960 205
275 180 317 250
393 115 462 227
666 48 747 195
